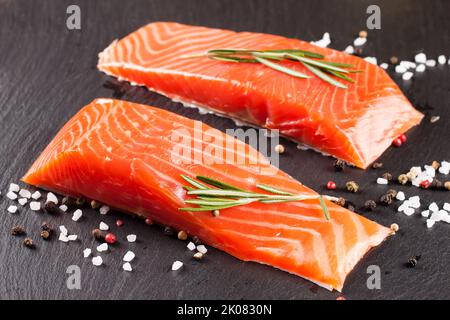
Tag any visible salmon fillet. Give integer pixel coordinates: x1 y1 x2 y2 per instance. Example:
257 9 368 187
97 22 423 169
23 98 392 291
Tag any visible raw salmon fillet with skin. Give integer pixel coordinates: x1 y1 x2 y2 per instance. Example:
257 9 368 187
97 22 424 169
23 98 393 291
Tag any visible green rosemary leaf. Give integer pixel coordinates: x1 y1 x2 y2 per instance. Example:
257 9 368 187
256 184 294 196
251 51 284 60
347 69 363 73
188 189 264 198
319 195 330 220
265 49 324 59
301 63 347 89
325 70 355 83
210 55 257 63
195 175 245 191
321 61 355 68
288 54 349 73
254 57 309 79
181 175 208 190
185 199 240 206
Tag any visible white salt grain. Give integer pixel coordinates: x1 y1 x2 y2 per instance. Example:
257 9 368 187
99 221 109 231
67 235 78 241
29 201 41 211
396 191 405 201
9 183 20 192
443 203 450 212
59 204 68 212
397 204 407 212
6 191 18 200
31 191 41 200
344 45 354 54
83 248 92 258
187 242 196 251
92 256 103 266
19 189 31 199
59 225 68 235
97 243 108 252
425 59 436 67
416 64 426 72
364 57 377 65
59 233 69 242
395 65 407 73
197 245 208 254
380 63 388 69
426 219 435 228
72 209 83 222
123 262 133 272
99 205 110 215
377 178 388 185
123 250 135 262
353 37 367 46
18 198 28 206
7 205 18 213
171 260 183 271
429 202 439 212
421 210 430 218
400 61 416 69
438 55 446 64
46 192 58 204
126 234 137 243
402 71 413 81
403 207 415 216
414 53 427 64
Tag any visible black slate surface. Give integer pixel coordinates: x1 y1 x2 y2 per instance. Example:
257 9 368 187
0 0 449 300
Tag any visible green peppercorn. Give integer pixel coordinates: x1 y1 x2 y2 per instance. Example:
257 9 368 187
346 181 359 193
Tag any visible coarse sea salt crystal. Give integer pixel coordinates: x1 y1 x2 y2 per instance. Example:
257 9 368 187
72 209 82 222
409 196 420 203
92 256 103 266
6 191 18 200
171 261 183 271
400 61 416 69
443 203 450 212
410 167 422 175
123 251 135 262
18 198 28 206
364 57 377 65
31 191 41 200
46 192 58 204
97 243 108 252
441 161 450 168
403 207 415 216
426 219 435 228
397 204 407 212
99 205 110 215
439 165 450 175
99 221 109 231
59 233 69 242
416 64 426 72
429 202 439 212
380 62 389 69
7 205 18 213
59 225 68 235
29 201 41 211
197 245 208 254
415 53 427 64
83 248 92 258
424 165 436 177
438 55 446 64
421 210 430 218
19 189 31 199
187 242 196 251
123 262 133 272
426 59 436 67
396 191 405 201
353 37 367 46
126 234 137 242
59 204 68 212
344 45 354 54
67 234 78 241
377 177 388 185
395 65 407 73
402 71 413 81
9 183 20 192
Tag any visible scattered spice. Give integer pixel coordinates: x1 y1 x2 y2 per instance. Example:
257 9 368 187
40 230 50 240
390 223 399 232
193 252 204 260
406 171 417 181
430 178 443 189
75 198 86 206
392 137 403 147
398 134 407 143
145 218 153 225
358 30 368 38
164 226 174 236
380 194 394 205
420 180 431 189
41 222 52 232
90 200 101 209
344 200 356 212
333 197 346 207
372 162 383 169
44 202 63 215
105 233 117 244
116 219 124 227
274 144 285 154
430 115 440 123
445 181 450 191
192 236 202 245
382 172 393 181
345 181 359 193
431 161 440 170
177 230 188 241
386 189 398 197
11 226 26 236
92 228 105 242
407 255 421 268
61 196 76 206
326 181 337 190
333 159 346 171
23 238 34 248
353 47 363 56
364 200 377 211
389 56 399 64
212 210 220 217
398 174 409 185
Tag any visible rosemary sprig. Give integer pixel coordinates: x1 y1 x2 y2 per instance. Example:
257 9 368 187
185 48 361 88
179 175 335 220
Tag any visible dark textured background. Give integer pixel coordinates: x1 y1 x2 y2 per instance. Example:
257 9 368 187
0 0 449 300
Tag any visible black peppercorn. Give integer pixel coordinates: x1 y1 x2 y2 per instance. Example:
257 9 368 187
382 172 393 181
364 200 377 211
379 194 394 205
92 228 105 242
386 189 398 197
333 159 346 171
40 230 50 240
41 222 52 232
372 162 383 169
164 226 174 236
407 255 421 268
192 236 202 245
23 238 34 248
11 226 26 236
44 202 62 215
